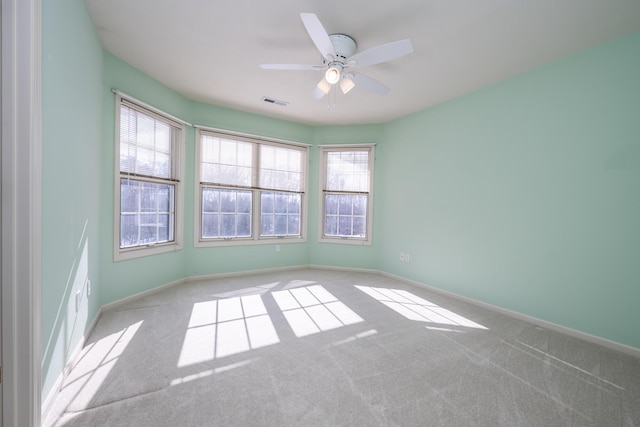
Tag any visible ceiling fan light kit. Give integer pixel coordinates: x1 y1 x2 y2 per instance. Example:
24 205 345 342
259 12 413 102
340 76 355 94
316 79 332 95
325 64 342 84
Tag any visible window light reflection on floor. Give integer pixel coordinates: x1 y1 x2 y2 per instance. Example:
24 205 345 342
171 359 253 386
355 286 487 330
177 294 279 367
272 285 364 337
330 329 378 347
59 321 143 408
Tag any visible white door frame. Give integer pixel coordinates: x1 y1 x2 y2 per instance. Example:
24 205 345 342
1 0 42 425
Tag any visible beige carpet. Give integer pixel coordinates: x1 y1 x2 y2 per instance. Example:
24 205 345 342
44 268 640 426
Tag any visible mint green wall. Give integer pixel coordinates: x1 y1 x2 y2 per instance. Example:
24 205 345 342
41 0 104 401
378 31 640 349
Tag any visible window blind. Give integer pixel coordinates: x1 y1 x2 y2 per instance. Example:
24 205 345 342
200 132 305 192
325 150 370 193
120 100 180 181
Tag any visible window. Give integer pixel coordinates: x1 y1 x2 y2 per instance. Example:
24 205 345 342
196 128 308 246
319 145 374 244
114 96 185 260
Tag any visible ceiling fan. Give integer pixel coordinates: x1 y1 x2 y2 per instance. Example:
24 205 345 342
260 13 414 100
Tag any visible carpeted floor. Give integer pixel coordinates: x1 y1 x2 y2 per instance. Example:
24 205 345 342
43 268 640 426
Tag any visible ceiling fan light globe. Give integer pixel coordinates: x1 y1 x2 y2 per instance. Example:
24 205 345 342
317 79 332 95
325 66 341 85
340 77 355 94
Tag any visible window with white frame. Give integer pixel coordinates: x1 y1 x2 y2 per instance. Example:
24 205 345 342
115 96 184 260
196 128 308 245
319 145 374 244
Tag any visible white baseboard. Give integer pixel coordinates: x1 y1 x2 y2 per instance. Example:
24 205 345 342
380 271 640 359
100 277 187 313
184 264 310 283
308 263 378 275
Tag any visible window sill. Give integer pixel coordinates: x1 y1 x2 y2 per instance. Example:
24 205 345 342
194 236 307 248
114 242 182 262
318 236 372 246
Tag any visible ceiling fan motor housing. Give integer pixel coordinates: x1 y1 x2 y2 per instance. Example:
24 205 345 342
327 34 357 63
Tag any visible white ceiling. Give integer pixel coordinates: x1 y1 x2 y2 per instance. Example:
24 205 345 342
85 0 640 126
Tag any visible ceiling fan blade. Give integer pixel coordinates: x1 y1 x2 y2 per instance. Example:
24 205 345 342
300 13 336 60
260 63 323 71
351 72 391 96
348 39 413 68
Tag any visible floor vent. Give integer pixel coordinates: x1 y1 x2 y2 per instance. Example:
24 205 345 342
262 96 288 107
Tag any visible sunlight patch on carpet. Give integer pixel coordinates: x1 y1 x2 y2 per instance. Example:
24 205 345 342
273 285 364 337
178 295 279 367
355 286 488 330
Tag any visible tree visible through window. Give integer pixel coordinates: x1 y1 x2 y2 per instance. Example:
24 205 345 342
260 192 301 237
120 180 175 247
202 188 252 238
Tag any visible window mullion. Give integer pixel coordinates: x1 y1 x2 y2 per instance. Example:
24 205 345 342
153 121 157 179
136 180 142 246
253 190 260 240
253 142 260 189
253 142 259 240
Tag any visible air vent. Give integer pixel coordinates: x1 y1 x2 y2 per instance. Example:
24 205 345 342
262 96 289 107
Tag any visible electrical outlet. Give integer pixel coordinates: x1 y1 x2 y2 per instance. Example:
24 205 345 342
275 245 281 253
400 252 405 262
405 253 411 262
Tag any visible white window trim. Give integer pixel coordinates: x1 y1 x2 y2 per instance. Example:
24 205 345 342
318 144 375 246
113 94 185 261
194 127 309 248
1 0 42 424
